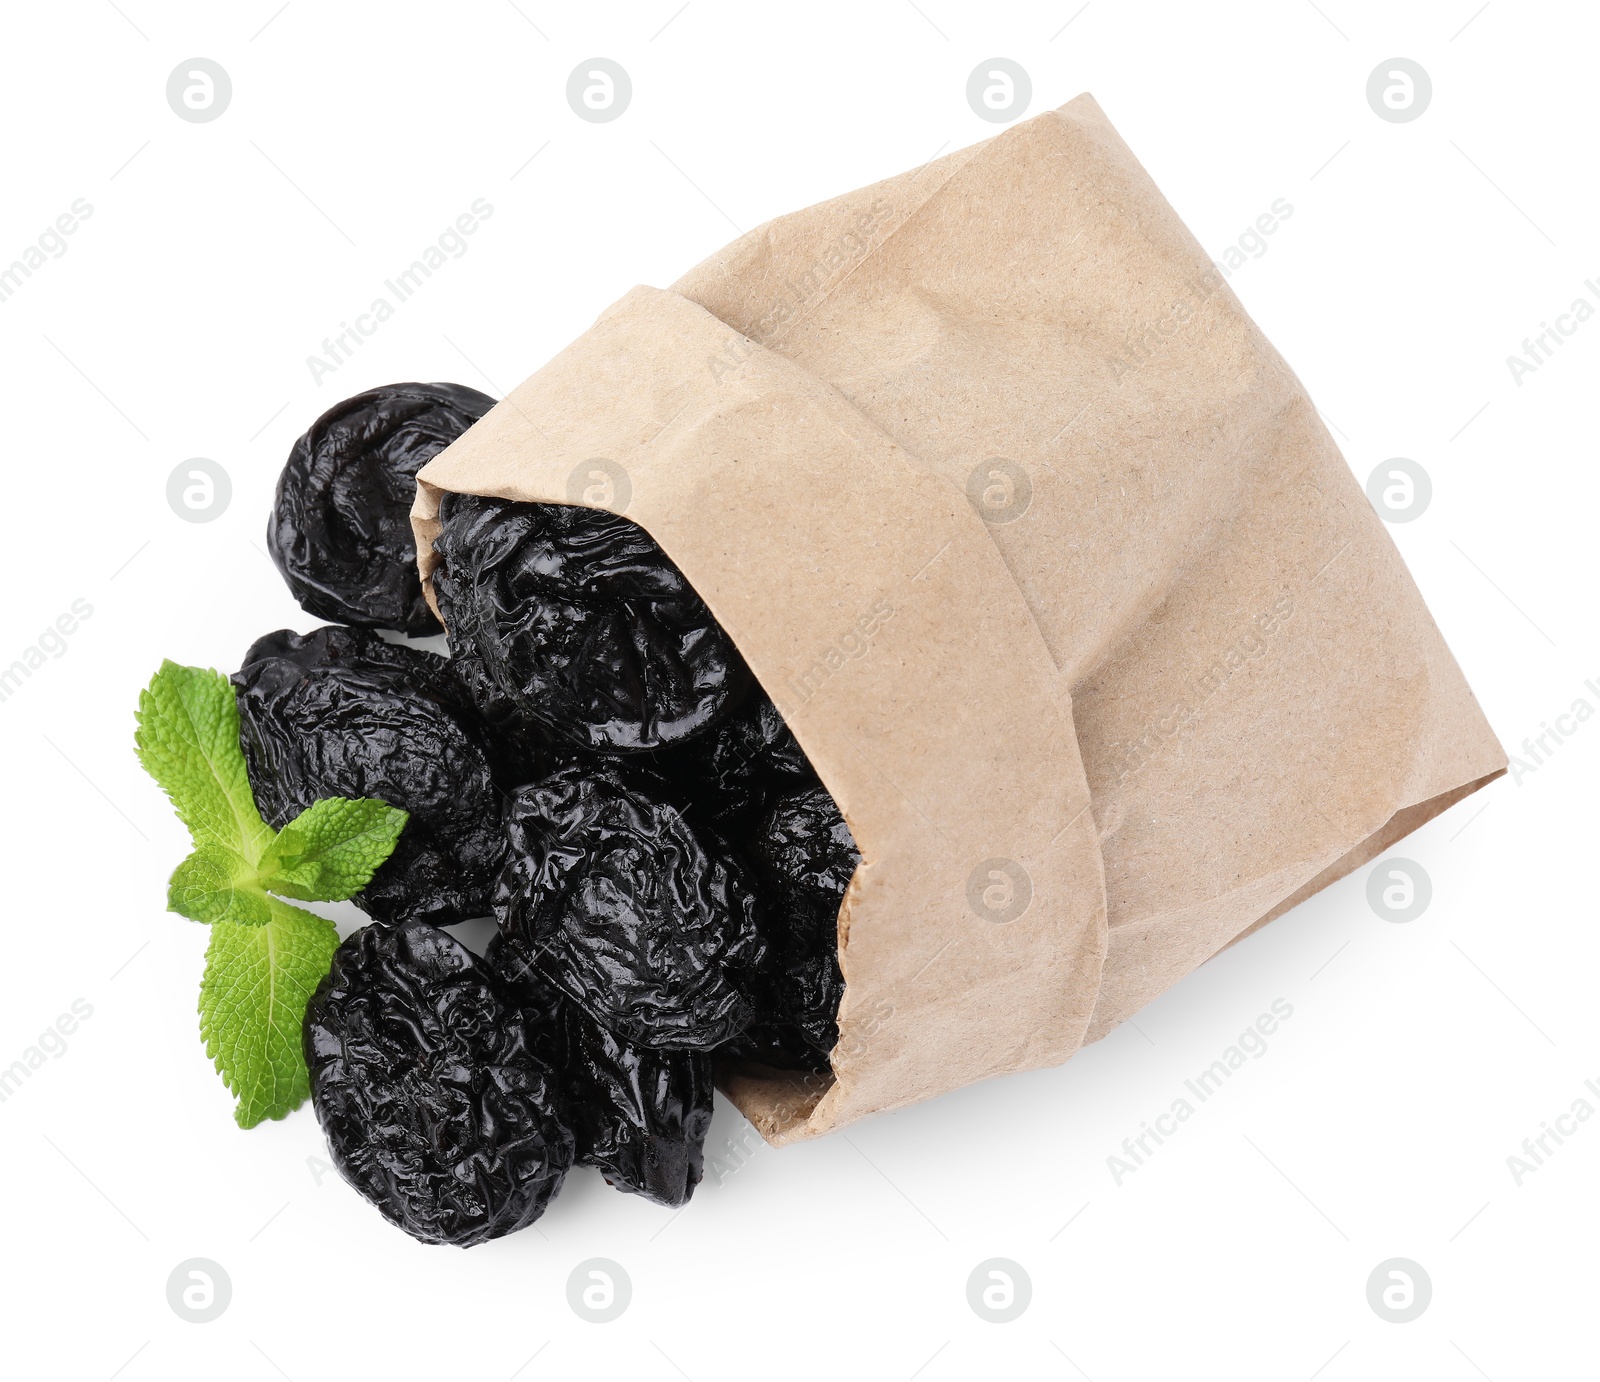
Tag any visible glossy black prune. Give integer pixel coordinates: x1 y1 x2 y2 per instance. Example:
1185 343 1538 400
439 643 548 788
735 783 859 1068
564 1006 713 1206
233 625 506 925
431 493 752 753
489 935 712 1207
645 693 818 840
304 920 574 1247
494 762 766 1050
269 382 494 635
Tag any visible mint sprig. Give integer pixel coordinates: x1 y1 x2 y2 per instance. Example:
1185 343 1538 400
135 660 408 1128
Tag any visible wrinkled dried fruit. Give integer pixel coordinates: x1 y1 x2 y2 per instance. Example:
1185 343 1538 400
270 382 494 635
645 692 817 841
439 642 548 788
432 493 752 752
734 783 858 1068
233 626 506 926
303 919 574 1246
490 934 712 1207
564 1006 713 1206
494 762 766 1050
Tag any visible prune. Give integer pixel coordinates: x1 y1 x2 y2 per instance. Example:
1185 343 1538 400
564 1007 713 1206
233 625 506 925
645 693 818 840
439 643 548 787
270 382 494 635
735 784 859 1068
431 493 753 753
304 920 574 1246
490 935 712 1207
483 931 563 1044
493 762 766 1050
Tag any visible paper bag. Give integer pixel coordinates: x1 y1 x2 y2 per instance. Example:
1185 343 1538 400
413 94 1505 1145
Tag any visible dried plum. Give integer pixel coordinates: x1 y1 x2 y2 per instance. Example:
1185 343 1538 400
490 935 712 1207
645 693 817 840
270 382 494 635
735 783 858 1068
304 920 573 1246
564 1007 713 1206
439 642 548 787
233 625 506 925
483 930 563 1044
431 493 752 753
494 762 766 1050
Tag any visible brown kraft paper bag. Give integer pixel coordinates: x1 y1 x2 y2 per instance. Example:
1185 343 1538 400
413 93 1506 1146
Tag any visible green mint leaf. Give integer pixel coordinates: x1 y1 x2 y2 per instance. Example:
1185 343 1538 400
199 902 339 1129
137 662 404 1130
168 846 272 926
258 796 409 902
135 661 273 866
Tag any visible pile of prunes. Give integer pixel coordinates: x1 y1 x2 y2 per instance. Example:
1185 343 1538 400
246 382 857 1246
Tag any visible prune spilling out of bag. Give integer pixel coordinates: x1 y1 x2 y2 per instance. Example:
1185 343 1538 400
304 920 574 1247
270 382 494 635
735 783 859 1068
494 762 767 1050
233 625 507 925
645 693 818 840
489 935 712 1207
564 1006 713 1206
431 493 753 753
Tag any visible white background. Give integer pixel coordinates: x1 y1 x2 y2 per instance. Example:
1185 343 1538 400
1 2 1594 1379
